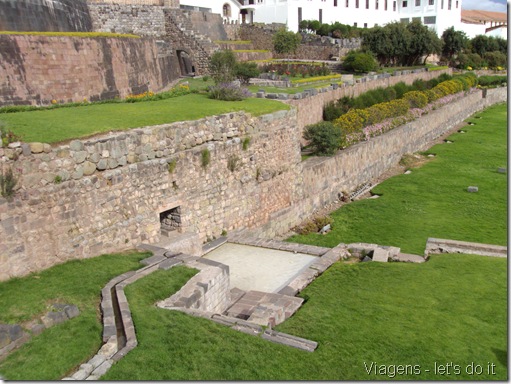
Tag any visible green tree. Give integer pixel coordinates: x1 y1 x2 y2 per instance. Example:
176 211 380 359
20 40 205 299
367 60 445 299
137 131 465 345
273 28 302 54
209 50 237 84
405 20 443 65
441 27 468 61
235 62 260 85
342 50 378 73
303 122 342 155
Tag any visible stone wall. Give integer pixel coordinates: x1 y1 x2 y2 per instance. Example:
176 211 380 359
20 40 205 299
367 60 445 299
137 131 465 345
251 87 507 238
0 83 505 281
0 109 302 281
288 68 453 130
239 24 361 60
0 34 179 106
88 4 167 38
0 0 92 32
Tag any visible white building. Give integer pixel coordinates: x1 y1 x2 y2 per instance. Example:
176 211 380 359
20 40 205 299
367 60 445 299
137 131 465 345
179 0 463 36
459 9 507 39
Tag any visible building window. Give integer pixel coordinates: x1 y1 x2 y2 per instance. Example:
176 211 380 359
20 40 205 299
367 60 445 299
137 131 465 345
412 16 421 22
385 0 388 9
366 0 369 8
334 0 338 6
356 0 359 8
393 1 397 10
319 9 323 23
364 22 368 27
424 15 436 23
222 3 231 17
298 7 302 23
448 0 451 9
400 17 410 23
376 0 379 9
346 0 349 6
415 0 420 5
456 0 458 7
429 0 434 4
354 22 357 27
441 0 443 8
402 1 407 7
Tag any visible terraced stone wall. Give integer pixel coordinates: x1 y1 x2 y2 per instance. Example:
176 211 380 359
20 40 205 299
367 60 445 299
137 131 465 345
0 34 179 106
0 85 505 281
0 110 302 281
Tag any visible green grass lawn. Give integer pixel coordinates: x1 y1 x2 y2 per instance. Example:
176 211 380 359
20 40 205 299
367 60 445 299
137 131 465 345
101 254 506 380
289 103 507 254
0 93 288 144
0 251 149 380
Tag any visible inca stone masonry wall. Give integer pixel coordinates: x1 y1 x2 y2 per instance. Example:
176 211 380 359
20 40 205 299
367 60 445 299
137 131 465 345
239 24 361 61
0 109 302 281
252 87 507 238
88 4 167 38
0 85 505 281
0 0 92 32
0 35 179 106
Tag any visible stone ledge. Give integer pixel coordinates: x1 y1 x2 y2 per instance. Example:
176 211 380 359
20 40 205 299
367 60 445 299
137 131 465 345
425 238 507 258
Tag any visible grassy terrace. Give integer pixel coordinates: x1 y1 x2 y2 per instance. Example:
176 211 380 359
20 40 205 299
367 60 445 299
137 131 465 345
0 251 150 380
0 93 288 144
290 103 508 254
0 104 506 380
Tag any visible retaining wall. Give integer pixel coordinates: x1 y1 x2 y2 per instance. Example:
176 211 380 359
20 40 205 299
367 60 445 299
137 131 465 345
0 0 92 32
0 109 302 281
251 87 507 238
0 34 179 106
0 84 505 281
88 4 167 38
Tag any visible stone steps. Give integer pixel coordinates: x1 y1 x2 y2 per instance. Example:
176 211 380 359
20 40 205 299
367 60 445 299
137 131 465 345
225 290 304 327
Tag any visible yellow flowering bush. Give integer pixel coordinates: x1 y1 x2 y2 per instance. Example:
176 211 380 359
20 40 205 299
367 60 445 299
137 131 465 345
403 91 428 108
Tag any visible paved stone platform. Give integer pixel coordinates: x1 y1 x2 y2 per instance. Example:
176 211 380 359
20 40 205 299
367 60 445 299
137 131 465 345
203 243 317 293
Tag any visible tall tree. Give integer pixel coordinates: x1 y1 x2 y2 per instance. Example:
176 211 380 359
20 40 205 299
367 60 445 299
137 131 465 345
441 27 468 61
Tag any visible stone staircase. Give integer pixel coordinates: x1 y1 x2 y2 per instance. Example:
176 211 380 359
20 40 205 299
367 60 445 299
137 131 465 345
226 289 304 326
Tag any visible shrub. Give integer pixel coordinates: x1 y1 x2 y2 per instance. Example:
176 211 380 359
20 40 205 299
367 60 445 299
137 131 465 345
403 91 428 108
0 167 17 199
208 83 252 101
273 28 302 54
342 51 378 73
294 215 333 235
303 122 342 155
0 123 21 147
478 75 507 87
235 62 260 85
483 51 507 69
209 50 237 84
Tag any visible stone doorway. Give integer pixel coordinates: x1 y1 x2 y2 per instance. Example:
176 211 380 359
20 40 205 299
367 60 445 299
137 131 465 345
160 207 181 237
177 50 194 76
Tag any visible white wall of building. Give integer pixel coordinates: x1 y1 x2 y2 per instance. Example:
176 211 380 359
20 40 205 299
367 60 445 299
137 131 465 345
182 0 467 37
179 0 243 24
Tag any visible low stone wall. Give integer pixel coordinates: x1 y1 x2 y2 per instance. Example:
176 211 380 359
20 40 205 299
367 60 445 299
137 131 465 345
425 238 507 258
0 35 179 106
157 258 231 313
